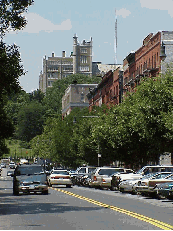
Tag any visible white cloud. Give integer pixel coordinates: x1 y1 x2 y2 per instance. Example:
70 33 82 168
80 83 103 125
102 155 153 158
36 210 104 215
20 12 72 33
140 0 173 17
116 8 131 18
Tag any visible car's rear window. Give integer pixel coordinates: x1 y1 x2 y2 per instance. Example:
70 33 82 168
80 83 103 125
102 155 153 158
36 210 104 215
16 166 44 175
52 171 69 175
88 168 96 173
98 168 124 176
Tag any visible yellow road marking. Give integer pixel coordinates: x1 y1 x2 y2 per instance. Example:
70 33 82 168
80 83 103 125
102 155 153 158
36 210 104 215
50 187 173 230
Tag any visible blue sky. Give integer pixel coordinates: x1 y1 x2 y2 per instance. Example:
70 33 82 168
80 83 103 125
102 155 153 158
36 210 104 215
4 0 173 93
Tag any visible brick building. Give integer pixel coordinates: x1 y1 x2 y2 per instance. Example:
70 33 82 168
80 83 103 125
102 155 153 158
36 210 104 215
87 31 173 109
123 31 173 92
87 65 122 110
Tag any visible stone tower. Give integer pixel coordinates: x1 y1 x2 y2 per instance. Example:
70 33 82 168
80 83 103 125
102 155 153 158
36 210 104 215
73 34 92 76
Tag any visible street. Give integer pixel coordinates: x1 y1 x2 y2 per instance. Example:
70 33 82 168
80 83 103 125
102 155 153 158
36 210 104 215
0 167 173 230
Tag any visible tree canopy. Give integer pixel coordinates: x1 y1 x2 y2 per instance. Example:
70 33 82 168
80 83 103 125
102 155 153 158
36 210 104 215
30 70 173 168
0 0 34 156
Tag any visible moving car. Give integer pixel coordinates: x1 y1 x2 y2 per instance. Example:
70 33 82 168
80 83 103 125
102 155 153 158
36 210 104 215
47 169 72 188
12 164 48 195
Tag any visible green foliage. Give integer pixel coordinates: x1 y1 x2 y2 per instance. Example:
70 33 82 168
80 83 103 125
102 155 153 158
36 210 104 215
0 0 34 37
0 0 34 156
16 101 45 143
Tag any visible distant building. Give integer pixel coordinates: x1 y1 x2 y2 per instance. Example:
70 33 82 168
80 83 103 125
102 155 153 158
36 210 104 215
73 34 92 76
39 34 118 93
62 84 98 118
39 35 93 93
39 51 73 93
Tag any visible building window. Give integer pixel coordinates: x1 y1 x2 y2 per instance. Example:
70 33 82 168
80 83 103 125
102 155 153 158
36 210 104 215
80 56 87 64
79 66 89 71
81 93 84 102
48 81 53 87
80 48 87 53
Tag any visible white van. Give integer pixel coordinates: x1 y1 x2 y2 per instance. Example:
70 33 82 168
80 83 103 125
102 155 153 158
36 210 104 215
20 159 29 165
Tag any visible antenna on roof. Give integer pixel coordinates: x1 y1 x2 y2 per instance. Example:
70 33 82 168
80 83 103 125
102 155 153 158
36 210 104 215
114 8 117 64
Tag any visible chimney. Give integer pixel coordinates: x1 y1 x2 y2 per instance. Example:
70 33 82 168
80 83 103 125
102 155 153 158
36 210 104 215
62 51 65 57
52 52 55 57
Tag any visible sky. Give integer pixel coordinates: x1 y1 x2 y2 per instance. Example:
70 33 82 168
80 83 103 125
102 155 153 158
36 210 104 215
4 0 173 93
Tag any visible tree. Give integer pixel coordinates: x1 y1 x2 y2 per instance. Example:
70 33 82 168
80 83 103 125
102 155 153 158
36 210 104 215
16 101 45 143
0 0 34 156
0 0 34 38
0 0 33 155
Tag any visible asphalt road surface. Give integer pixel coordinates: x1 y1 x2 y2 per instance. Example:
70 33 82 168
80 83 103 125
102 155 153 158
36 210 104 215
0 167 173 230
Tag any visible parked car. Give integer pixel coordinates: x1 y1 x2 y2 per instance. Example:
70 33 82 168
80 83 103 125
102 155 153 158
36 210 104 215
9 162 15 169
136 172 173 197
20 159 29 165
154 181 173 199
112 165 173 186
12 164 48 195
7 170 14 176
103 169 134 190
47 169 72 188
119 172 160 194
89 167 133 189
1 163 6 168
71 166 96 186
110 169 135 190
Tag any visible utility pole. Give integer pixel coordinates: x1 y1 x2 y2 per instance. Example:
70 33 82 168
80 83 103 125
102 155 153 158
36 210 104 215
114 8 117 65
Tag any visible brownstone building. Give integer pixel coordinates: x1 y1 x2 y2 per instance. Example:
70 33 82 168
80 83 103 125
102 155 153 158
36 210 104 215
123 31 173 92
87 65 123 110
88 31 173 109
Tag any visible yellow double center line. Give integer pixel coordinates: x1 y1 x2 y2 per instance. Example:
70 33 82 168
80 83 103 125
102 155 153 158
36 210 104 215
51 188 173 230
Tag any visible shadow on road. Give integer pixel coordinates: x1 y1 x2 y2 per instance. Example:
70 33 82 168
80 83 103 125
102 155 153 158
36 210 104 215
0 199 102 216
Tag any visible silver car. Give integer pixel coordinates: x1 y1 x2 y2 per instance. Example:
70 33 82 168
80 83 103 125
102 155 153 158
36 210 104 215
89 167 131 189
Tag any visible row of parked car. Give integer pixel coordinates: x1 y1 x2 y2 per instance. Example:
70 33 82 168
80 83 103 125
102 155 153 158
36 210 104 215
10 162 173 200
71 165 173 200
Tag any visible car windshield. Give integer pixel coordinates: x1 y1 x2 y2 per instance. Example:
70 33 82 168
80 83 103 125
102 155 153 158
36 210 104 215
16 165 44 175
52 171 69 175
166 174 173 180
153 173 172 179
142 173 157 179
99 168 124 176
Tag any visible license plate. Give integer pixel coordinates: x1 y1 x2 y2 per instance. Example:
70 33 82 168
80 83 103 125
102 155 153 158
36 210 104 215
22 187 29 190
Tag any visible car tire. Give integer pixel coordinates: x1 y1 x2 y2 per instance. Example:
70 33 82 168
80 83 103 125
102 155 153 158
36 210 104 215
110 185 116 191
66 185 72 188
42 190 48 195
